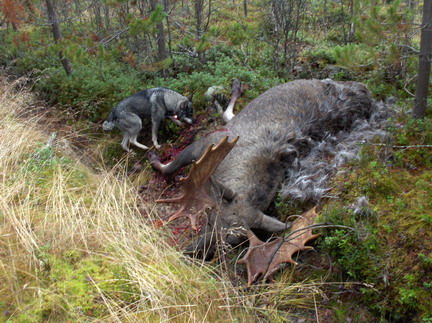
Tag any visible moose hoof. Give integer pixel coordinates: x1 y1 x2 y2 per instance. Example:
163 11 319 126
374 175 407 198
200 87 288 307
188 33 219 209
147 151 160 163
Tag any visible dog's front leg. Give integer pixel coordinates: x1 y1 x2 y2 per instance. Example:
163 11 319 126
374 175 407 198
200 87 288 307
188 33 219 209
151 113 163 150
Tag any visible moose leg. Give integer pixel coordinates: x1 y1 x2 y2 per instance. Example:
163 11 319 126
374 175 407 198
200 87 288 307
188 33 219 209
148 141 206 176
223 79 244 123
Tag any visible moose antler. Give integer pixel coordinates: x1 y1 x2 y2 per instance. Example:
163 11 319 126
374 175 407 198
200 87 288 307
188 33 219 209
238 207 320 286
157 136 239 230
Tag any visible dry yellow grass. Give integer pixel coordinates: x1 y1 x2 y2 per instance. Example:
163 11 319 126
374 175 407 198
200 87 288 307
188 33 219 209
0 78 256 322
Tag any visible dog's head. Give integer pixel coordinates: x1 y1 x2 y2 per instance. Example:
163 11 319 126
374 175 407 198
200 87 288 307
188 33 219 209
176 95 193 124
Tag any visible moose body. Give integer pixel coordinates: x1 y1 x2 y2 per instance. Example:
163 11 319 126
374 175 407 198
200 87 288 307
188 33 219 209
150 79 376 257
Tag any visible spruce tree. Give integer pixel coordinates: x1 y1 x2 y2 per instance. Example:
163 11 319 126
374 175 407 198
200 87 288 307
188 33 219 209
413 0 432 118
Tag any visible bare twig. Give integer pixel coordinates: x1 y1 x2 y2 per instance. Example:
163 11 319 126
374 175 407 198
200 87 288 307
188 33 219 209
403 74 417 97
85 28 130 52
398 44 420 55
31 0 97 26
363 142 432 150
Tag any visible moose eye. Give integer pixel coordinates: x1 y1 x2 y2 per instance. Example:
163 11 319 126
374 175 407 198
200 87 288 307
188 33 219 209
222 197 231 204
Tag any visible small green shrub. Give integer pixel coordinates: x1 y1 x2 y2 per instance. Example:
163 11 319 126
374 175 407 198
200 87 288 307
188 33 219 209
319 208 379 281
36 60 143 121
332 44 372 71
152 55 285 108
5 31 62 73
225 22 256 46
302 47 337 66
389 116 432 168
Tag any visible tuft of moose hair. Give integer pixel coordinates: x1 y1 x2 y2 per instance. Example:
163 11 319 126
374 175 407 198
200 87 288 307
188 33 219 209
149 79 388 283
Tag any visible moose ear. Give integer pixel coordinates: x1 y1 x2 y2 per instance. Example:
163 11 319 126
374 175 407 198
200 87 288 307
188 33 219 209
210 178 236 202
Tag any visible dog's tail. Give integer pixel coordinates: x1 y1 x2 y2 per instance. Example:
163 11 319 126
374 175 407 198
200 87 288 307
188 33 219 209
102 120 115 131
102 111 116 131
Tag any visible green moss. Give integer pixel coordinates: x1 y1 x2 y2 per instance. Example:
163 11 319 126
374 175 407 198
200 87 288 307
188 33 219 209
318 113 432 320
7 251 139 321
9 141 94 207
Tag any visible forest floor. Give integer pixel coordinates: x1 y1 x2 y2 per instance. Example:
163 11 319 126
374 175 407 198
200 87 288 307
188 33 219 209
2 71 432 322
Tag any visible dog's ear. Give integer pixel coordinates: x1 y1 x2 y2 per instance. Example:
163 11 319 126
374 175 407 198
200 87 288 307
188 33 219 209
177 99 189 112
187 94 193 103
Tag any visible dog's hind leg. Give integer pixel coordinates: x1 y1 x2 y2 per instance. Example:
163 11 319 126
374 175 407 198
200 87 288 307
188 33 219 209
126 119 149 150
116 112 148 151
121 133 131 152
130 134 149 150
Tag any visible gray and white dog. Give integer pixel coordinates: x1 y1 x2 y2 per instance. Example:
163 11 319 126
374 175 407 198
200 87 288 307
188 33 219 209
102 88 193 151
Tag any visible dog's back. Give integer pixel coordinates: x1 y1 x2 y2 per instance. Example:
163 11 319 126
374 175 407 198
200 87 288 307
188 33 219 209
102 89 157 131
114 89 155 119
108 88 186 121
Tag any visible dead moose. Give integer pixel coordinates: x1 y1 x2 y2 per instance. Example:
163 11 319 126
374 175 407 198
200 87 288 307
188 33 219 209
149 79 376 285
